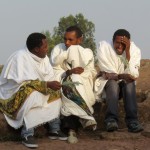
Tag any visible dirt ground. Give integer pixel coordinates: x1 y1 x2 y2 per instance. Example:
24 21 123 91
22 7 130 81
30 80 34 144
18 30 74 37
1 137 150 150
0 130 150 150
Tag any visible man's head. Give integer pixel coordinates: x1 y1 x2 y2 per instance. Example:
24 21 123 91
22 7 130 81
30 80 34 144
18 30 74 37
113 29 130 55
26 33 48 58
64 26 83 48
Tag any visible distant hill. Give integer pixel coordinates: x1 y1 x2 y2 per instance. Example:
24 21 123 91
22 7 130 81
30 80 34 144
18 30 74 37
0 65 3 74
137 59 150 91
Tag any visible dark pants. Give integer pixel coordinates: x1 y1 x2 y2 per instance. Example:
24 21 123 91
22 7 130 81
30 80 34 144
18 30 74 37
104 80 138 125
61 115 81 134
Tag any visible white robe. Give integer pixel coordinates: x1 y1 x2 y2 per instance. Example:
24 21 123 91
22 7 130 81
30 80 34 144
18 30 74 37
0 47 61 129
94 41 141 102
50 44 97 122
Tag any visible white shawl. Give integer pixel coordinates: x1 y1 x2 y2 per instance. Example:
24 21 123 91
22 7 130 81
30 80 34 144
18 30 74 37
50 44 96 121
94 41 141 101
0 47 61 129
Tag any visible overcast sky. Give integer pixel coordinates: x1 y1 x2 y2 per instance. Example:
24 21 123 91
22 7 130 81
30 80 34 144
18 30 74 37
0 0 149 64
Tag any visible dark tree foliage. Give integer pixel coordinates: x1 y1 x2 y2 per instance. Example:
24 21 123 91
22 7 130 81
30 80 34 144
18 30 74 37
43 13 96 57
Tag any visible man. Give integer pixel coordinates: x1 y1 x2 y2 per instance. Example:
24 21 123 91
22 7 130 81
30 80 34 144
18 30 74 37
95 29 143 132
50 26 97 143
0 33 67 148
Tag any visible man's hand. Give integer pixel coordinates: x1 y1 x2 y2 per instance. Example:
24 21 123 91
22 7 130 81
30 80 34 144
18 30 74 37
96 71 103 78
47 81 61 91
118 74 135 83
104 72 118 80
96 71 118 80
121 36 130 52
66 67 84 76
121 36 130 61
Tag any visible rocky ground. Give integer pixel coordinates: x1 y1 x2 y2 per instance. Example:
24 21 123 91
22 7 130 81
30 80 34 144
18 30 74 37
0 59 150 150
0 128 150 150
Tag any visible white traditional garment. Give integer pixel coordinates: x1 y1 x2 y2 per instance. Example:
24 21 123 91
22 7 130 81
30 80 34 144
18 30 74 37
94 41 141 101
0 47 61 129
50 44 97 125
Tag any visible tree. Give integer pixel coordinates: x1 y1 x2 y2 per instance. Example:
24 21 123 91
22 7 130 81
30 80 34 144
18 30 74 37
0 65 3 74
42 30 63 56
43 13 96 57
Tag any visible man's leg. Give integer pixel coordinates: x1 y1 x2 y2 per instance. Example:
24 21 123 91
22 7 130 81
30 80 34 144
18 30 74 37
104 80 119 131
105 80 120 122
61 115 80 133
121 81 138 122
48 118 60 133
61 115 80 144
48 118 67 140
121 81 143 132
21 126 34 138
21 125 38 148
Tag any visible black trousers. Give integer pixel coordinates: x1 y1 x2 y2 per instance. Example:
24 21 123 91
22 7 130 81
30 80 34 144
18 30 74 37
61 115 81 134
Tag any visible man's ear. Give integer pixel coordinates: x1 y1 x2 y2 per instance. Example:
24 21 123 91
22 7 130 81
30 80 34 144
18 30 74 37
34 47 39 53
77 37 83 44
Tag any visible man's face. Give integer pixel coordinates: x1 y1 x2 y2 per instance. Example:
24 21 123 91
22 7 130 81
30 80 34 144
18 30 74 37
64 31 82 48
35 39 48 58
113 36 126 55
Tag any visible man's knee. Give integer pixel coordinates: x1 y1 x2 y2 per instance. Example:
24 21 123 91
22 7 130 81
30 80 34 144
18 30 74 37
105 80 119 91
122 81 136 94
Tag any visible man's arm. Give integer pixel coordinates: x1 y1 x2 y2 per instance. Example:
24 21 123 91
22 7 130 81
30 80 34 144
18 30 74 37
121 36 131 61
66 67 84 76
47 81 61 91
118 73 135 82
96 71 118 81
50 44 68 67
97 71 135 83
121 37 141 81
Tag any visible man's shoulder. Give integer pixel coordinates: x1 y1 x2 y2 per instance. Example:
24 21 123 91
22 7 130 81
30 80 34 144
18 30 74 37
53 43 66 50
69 45 83 50
130 42 141 52
69 45 93 54
98 41 113 51
7 48 26 60
99 40 112 47
3 48 26 70
70 45 92 51
84 47 93 55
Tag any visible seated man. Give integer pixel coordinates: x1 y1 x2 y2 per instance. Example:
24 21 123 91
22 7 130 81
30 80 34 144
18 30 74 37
50 26 97 143
95 29 143 132
0 33 67 148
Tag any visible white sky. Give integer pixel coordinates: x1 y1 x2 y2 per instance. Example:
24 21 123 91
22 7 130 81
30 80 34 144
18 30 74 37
0 0 150 64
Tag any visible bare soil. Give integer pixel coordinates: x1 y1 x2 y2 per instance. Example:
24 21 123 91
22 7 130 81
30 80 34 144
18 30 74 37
0 135 150 150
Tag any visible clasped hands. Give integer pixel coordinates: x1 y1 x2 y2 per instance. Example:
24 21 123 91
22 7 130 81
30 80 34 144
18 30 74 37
97 71 135 83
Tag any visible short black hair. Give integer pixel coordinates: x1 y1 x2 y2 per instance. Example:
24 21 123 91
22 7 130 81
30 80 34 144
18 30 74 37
26 33 46 51
113 29 130 42
66 26 83 38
